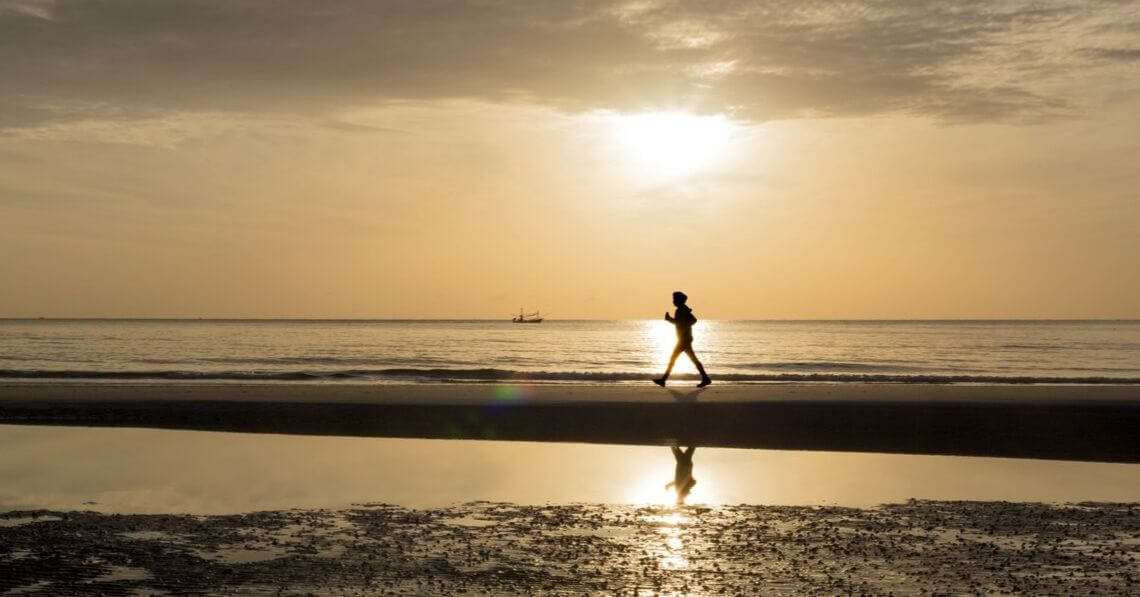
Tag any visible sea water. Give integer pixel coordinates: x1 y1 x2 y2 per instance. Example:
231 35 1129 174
1 319 1138 383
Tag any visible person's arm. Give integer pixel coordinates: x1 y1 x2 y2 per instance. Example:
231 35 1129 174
665 311 675 323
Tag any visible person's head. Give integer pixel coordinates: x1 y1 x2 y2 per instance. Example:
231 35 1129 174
672 291 688 307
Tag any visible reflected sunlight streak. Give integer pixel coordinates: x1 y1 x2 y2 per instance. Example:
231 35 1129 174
658 528 689 570
645 511 693 571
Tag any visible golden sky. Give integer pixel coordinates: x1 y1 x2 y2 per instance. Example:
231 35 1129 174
1 0 1138 318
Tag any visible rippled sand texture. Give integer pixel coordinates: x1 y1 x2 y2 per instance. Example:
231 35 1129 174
3 501 1139 595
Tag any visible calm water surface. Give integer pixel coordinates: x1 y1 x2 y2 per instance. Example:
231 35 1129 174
1 319 1139 383
2 426 1138 514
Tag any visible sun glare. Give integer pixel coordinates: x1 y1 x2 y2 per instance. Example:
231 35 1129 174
611 111 733 179
644 319 711 376
629 474 715 507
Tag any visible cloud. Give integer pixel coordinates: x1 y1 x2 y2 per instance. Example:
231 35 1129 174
0 0 54 20
319 120 412 135
1083 47 1140 62
1 0 1136 130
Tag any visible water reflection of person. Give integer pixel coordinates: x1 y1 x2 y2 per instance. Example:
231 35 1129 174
666 445 697 505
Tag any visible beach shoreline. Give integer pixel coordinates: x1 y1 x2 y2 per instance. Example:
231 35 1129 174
2 382 1137 463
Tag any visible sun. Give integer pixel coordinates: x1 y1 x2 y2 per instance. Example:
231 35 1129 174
611 111 734 179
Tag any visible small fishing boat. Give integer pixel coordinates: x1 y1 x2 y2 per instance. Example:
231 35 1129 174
512 308 544 323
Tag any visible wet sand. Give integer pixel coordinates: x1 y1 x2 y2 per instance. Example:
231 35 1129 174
1 382 1138 462
2 500 1138 595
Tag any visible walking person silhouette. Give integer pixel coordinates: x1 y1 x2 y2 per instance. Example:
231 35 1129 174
653 291 712 388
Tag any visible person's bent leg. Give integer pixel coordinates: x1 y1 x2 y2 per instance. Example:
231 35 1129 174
685 347 712 386
654 344 685 386
664 345 684 377
684 347 709 377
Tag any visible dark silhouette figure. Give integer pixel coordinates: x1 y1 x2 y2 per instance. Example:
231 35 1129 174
666 445 697 505
653 291 712 388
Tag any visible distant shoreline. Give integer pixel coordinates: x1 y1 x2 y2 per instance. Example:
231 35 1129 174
2 382 1137 463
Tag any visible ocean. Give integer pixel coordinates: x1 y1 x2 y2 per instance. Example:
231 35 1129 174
2 319 1138 384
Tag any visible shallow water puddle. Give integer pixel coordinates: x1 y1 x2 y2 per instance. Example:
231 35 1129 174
2 425 1139 514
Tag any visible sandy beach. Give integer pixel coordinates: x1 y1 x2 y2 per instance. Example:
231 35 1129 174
1 382 1137 463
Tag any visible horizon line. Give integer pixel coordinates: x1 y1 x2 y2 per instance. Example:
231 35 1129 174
2 317 1138 323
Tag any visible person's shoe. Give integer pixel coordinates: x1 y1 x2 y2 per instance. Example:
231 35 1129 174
652 378 666 387
697 376 712 388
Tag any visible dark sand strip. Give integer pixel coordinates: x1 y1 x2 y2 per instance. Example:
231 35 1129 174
1 383 1137 462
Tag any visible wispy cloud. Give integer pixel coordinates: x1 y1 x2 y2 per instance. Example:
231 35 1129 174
0 0 55 20
319 120 413 135
1 0 1136 130
1083 47 1140 62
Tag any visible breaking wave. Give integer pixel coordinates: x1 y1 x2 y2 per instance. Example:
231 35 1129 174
1 368 1138 384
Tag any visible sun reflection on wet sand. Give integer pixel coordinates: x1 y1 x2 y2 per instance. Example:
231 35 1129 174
657 529 689 571
645 510 692 572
